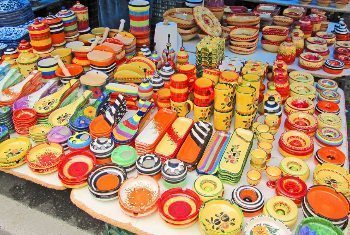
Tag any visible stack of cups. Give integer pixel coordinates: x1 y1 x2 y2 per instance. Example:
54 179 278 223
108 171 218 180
193 78 214 122
178 64 196 91
213 83 234 131
71 1 90 33
170 74 193 117
56 8 79 42
128 0 150 50
28 19 54 54
43 15 66 47
234 83 257 129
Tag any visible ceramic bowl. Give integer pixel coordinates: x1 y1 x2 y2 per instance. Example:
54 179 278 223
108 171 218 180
67 132 92 151
193 175 224 202
261 39 282 53
285 112 318 136
299 52 324 70
178 27 199 41
315 101 340 115
163 8 196 29
316 32 336 46
317 113 342 130
279 130 314 160
273 15 293 27
226 13 260 26
306 37 327 47
323 59 344 75
284 96 315 116
136 154 162 177
55 64 84 84
230 38 259 48
262 25 289 42
290 82 316 101
37 57 58 80
111 145 138 172
161 159 187 184
246 169 262 186
229 26 259 42
306 44 330 59
283 7 304 20
315 127 343 147
315 147 346 166
318 90 341 104
231 185 264 217
78 33 95 45
296 217 343 235
118 175 160 217
316 78 338 92
228 44 257 55
276 176 307 206
264 196 298 228
245 215 292 235
87 50 115 67
280 157 310 181
288 71 314 85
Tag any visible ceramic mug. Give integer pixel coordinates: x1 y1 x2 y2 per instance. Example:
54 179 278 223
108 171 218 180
153 88 171 109
241 73 261 99
235 84 257 113
257 132 275 144
194 78 214 107
234 110 256 129
194 104 212 122
170 73 189 89
214 109 233 131
258 141 273 162
214 83 234 112
170 86 189 102
202 68 221 84
219 70 239 85
171 100 193 117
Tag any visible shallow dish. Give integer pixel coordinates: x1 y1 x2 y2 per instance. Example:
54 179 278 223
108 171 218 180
315 147 345 166
306 37 327 47
285 112 318 136
296 217 343 235
317 112 341 130
244 215 292 235
306 44 329 59
193 175 224 202
0 137 31 168
316 32 336 46
276 176 307 206
283 6 305 20
288 71 314 85
323 59 344 74
315 101 340 115
279 130 314 160
290 82 316 101
280 157 310 181
163 8 196 29
315 127 343 147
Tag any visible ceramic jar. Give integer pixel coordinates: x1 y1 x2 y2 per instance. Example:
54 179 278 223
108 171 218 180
128 0 151 48
278 38 296 65
176 46 189 67
149 51 162 69
17 40 33 53
274 73 290 103
292 25 304 39
43 15 66 47
150 72 164 91
299 17 313 38
50 48 72 65
264 96 282 134
241 74 260 100
56 8 79 42
80 70 108 99
28 19 53 54
17 51 40 77
71 1 90 33
214 83 234 112
153 88 171 109
259 82 282 114
292 32 304 57
37 57 58 80
334 18 350 41
220 70 239 85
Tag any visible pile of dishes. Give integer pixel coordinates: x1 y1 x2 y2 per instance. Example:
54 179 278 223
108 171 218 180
158 188 201 227
315 101 340 115
0 125 9 142
118 175 160 217
89 138 114 164
87 163 127 200
229 26 259 55
279 130 314 160
317 113 342 130
28 124 52 144
199 199 244 235
264 196 298 228
284 96 315 116
284 112 318 136
136 154 162 180
0 106 14 133
226 12 260 28
26 143 63 174
58 151 96 188
0 137 31 169
262 26 289 52
161 159 188 188
47 126 72 152
276 176 307 207
316 127 343 147
231 185 264 217
12 108 37 135
0 27 29 48
193 175 224 202
302 185 349 230
111 145 138 173
0 0 34 27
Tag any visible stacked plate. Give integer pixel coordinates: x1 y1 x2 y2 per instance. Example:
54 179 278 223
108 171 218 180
12 108 37 135
58 151 96 188
87 163 127 201
0 27 29 48
47 126 72 152
0 125 9 143
0 0 34 27
161 159 187 188
276 176 307 207
231 185 264 217
158 188 201 228
90 138 114 164
28 124 52 144
302 185 349 230
26 143 64 174
0 137 31 169
111 145 138 172
67 132 92 152
0 106 14 133
136 154 162 179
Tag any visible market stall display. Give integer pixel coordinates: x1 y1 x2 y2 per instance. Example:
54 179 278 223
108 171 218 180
0 2 349 235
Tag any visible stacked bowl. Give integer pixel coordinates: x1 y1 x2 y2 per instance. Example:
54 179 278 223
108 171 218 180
67 132 92 152
136 154 162 180
111 145 138 173
229 26 259 55
279 130 314 160
90 138 114 164
0 125 9 142
87 163 127 200
29 124 52 144
12 108 37 135
262 26 289 53
0 137 31 169
0 0 34 27
56 8 79 42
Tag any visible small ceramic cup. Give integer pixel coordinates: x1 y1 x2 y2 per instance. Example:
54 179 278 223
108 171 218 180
247 169 262 186
258 141 273 162
213 109 233 131
194 104 212 122
153 88 171 109
257 132 275 144
214 83 234 112
250 148 267 165
170 100 193 117
266 166 282 188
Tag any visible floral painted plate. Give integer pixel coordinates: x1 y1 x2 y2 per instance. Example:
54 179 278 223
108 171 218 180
0 137 31 166
193 6 222 37
244 215 292 235
199 199 243 235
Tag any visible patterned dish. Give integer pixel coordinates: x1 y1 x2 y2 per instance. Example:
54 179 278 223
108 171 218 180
193 6 222 37
316 32 336 46
0 137 31 168
226 13 260 26
296 217 343 235
244 215 292 235
316 78 338 92
306 37 327 47
316 127 343 147
229 26 259 42
111 145 138 172
318 90 341 104
263 196 298 228
193 175 224 202
199 199 244 235
163 8 196 29
280 157 310 181
161 159 188 185
284 112 318 136
231 185 264 217
288 71 314 85
136 154 162 179
279 130 314 160
276 176 307 206
284 96 314 116
273 15 294 27
119 175 160 217
317 113 342 130
290 82 316 101
262 26 289 42
299 52 324 71
323 59 344 74
315 147 345 166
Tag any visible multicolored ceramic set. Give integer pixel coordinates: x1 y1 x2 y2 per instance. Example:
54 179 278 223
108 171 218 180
0 0 349 234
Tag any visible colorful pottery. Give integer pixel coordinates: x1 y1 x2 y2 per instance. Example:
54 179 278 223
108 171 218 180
276 176 307 207
296 217 343 235
284 112 318 136
193 175 223 202
284 96 315 116
315 147 345 166
277 38 296 65
318 90 341 104
111 145 138 173
279 130 314 160
244 215 292 235
246 169 262 186
161 159 188 187
136 154 162 179
317 113 342 130
16 51 39 77
28 19 53 54
290 82 316 101
231 185 264 217
0 137 31 169
316 127 343 147
71 1 90 33
288 71 314 85
43 15 66 47
280 157 310 181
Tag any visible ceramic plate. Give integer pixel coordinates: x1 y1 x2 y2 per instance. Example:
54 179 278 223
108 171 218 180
244 215 292 235
0 137 31 164
26 142 63 170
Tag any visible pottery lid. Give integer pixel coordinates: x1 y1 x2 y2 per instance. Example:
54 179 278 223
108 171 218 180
28 19 49 32
4 48 17 55
71 1 87 11
56 8 76 18
80 70 108 86
150 51 161 62
17 39 32 51
16 50 39 64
